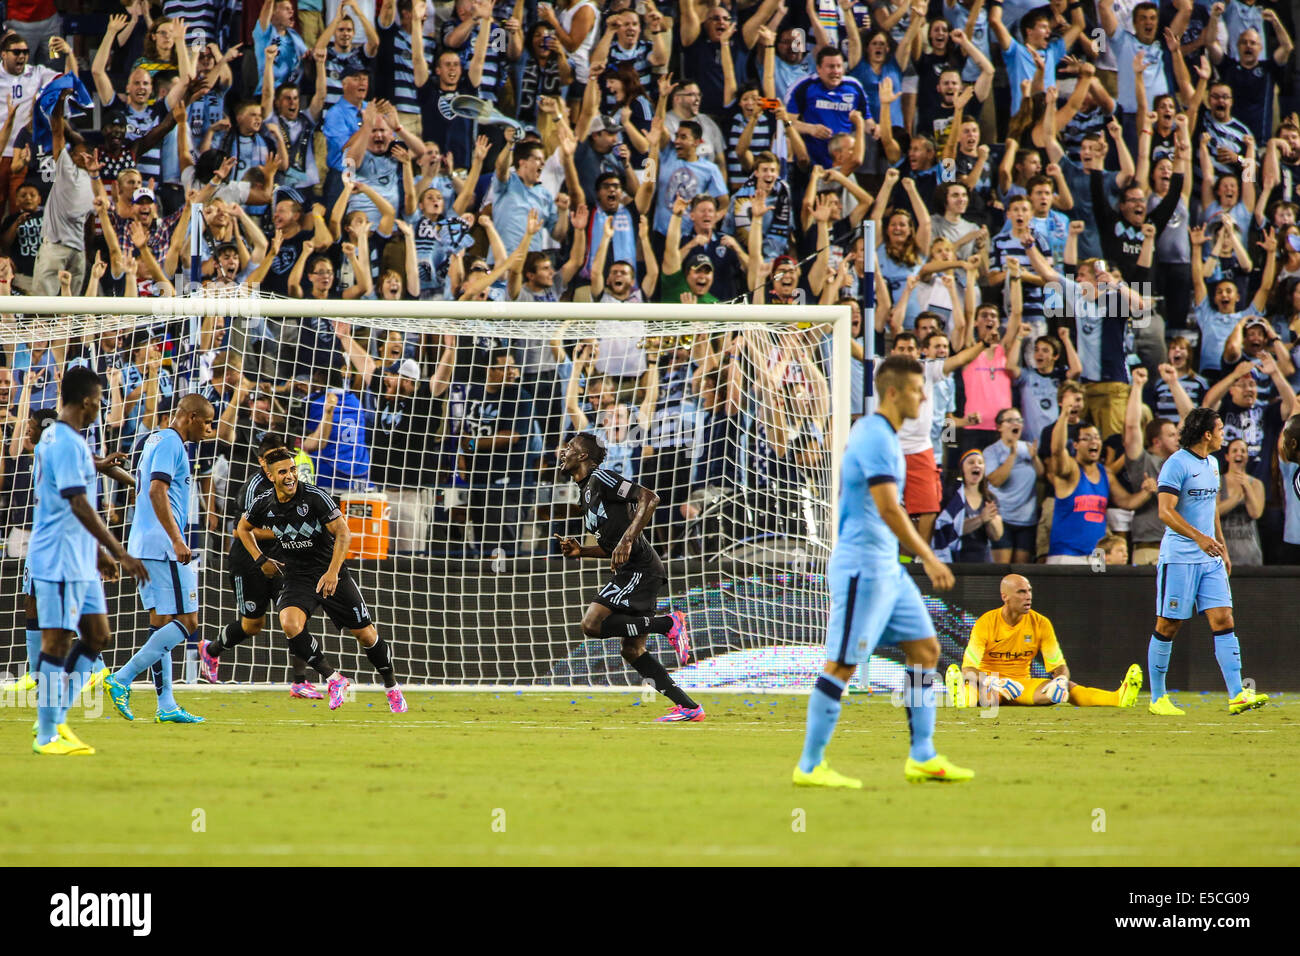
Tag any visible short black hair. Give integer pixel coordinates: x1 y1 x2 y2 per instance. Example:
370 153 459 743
61 365 101 407
678 120 703 142
31 407 58 429
1180 407 1220 449
1021 9 1051 31
263 448 294 467
574 431 607 465
815 46 843 65
513 141 544 166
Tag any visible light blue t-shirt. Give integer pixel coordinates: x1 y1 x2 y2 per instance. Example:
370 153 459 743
1108 29 1168 114
1156 448 1222 565
1006 36 1065 114
493 170 558 258
982 437 1039 526
27 422 98 583
129 427 192 560
828 412 905 577
350 151 402 234
1195 301 1260 373
1282 460 1300 545
655 148 729 234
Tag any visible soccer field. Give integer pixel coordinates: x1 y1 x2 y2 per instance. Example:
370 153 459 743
2 690 1295 866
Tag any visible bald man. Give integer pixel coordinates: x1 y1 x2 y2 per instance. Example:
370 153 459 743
945 574 1143 708
104 395 216 725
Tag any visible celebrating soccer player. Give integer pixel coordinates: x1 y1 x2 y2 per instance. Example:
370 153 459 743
27 367 149 755
946 574 1143 708
1146 408 1268 716
554 432 700 722
794 355 973 788
104 395 217 724
198 434 323 699
236 449 407 712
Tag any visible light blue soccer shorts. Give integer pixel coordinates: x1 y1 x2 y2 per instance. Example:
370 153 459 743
137 558 199 615
1155 559 1232 620
824 562 935 666
33 577 108 632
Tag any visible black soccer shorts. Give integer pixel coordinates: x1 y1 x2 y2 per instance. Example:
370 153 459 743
230 564 283 620
591 568 666 616
276 567 373 631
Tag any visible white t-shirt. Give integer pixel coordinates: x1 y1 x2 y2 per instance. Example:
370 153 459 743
593 317 646 377
893 357 946 455
559 1 600 83
0 63 60 157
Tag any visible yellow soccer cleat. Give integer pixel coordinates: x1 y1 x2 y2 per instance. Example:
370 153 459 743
1228 688 1269 715
82 667 109 696
793 761 863 789
904 754 974 783
1148 694 1184 716
944 664 968 708
32 737 94 756
1118 663 1143 708
5 672 36 694
56 724 91 750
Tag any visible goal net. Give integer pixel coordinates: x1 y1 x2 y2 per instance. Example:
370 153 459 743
0 293 879 693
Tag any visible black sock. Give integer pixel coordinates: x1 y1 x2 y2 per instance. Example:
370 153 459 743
287 630 335 681
150 659 164 694
62 640 90 674
647 615 673 634
630 652 697 709
209 619 250 657
291 655 308 684
600 614 654 638
363 637 397 688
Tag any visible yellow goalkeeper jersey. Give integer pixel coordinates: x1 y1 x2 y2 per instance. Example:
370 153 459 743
962 608 1066 680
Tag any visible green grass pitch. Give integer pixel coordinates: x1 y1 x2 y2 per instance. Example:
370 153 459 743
2 690 1295 866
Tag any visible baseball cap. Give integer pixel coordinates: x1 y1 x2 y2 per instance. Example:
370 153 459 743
1244 315 1270 331
132 187 156 205
102 109 127 129
342 65 370 79
773 254 798 272
686 252 713 272
588 115 618 135
392 358 421 380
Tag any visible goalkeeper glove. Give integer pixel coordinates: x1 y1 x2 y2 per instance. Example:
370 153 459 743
987 676 1024 701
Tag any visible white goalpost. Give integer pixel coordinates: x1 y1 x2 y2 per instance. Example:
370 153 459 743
0 294 875 694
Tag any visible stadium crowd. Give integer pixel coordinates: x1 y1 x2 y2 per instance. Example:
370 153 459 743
1 0 1300 566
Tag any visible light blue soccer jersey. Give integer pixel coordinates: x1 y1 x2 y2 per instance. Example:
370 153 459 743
1157 448 1221 564
27 421 98 583
128 427 192 560
829 412 905 577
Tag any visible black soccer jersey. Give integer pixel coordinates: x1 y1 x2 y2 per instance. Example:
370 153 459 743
229 471 283 571
243 483 345 577
578 467 661 575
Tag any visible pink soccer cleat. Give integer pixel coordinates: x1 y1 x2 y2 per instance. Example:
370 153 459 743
386 686 408 713
197 639 220 683
656 705 705 722
290 681 324 699
665 611 691 666
327 675 351 710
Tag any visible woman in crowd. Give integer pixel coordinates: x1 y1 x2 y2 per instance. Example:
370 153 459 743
932 448 1003 563
1219 437 1265 567
983 407 1043 564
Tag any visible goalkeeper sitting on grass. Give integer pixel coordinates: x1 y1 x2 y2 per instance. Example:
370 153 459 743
946 574 1143 708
